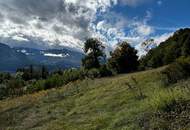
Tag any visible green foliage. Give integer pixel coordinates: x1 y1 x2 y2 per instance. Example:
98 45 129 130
0 84 8 99
62 69 85 83
140 28 190 69
161 57 190 85
6 78 25 97
41 65 49 79
17 65 49 81
86 68 101 79
0 66 112 99
27 80 45 93
99 65 113 77
108 41 139 74
82 38 105 69
0 72 11 83
44 74 63 89
0 74 26 99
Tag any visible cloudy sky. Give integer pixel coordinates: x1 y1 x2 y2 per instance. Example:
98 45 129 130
0 0 189 51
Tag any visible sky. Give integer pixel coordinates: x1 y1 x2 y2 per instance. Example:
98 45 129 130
0 0 189 52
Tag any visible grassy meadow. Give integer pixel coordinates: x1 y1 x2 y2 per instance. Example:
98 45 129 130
0 67 190 130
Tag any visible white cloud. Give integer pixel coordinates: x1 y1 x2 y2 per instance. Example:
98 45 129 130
0 0 118 49
44 53 69 58
12 35 29 42
154 32 173 45
88 9 156 56
0 0 173 57
135 32 174 57
157 0 162 6
135 23 154 36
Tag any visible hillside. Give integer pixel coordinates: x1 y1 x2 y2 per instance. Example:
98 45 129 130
140 28 190 68
0 67 190 130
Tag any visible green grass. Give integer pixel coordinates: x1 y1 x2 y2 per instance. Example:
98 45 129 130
0 67 190 130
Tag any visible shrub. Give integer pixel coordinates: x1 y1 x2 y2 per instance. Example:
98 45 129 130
0 84 8 99
0 65 113 100
86 68 101 79
6 78 25 97
99 65 113 77
161 57 190 85
0 72 11 83
62 69 84 84
44 74 63 89
27 80 45 93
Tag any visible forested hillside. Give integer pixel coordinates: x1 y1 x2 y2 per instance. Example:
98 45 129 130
140 28 190 69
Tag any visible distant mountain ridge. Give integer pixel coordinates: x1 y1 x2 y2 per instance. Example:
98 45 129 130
0 43 31 72
14 47 84 70
0 43 84 72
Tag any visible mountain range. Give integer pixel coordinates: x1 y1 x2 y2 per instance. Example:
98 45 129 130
0 43 84 72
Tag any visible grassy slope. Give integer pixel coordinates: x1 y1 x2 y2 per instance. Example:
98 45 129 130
0 68 190 130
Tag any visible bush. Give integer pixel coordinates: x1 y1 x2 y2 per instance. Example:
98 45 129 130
0 65 113 100
6 78 25 97
27 80 45 93
99 65 113 77
62 69 85 84
161 57 190 85
25 69 84 93
0 73 11 83
0 84 8 99
44 74 63 89
86 68 101 79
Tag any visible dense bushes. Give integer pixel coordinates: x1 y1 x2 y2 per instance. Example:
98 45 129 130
0 73 11 83
24 67 112 93
161 57 190 85
0 77 25 99
0 65 113 99
0 84 8 99
7 78 25 96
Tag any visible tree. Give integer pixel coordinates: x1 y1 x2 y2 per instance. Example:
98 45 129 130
82 38 105 69
108 42 139 73
41 65 49 79
29 65 33 75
